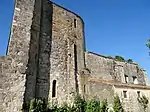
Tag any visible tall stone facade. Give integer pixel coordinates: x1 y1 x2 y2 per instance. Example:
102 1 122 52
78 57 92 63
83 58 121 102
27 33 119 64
0 0 149 112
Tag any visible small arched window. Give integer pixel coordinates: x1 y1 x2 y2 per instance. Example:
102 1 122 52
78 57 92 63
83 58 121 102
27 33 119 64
74 19 77 28
52 80 56 97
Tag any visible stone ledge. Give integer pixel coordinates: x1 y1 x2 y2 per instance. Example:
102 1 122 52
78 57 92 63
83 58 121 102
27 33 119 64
88 78 150 90
86 51 138 65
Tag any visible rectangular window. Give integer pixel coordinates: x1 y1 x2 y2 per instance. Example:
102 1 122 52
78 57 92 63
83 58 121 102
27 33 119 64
124 75 128 83
137 91 140 97
132 76 138 84
52 80 56 97
74 44 78 92
74 19 77 28
123 91 127 98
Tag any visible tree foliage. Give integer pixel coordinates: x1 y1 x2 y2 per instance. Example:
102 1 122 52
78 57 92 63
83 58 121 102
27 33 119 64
115 56 125 62
24 94 110 112
100 99 108 112
113 95 124 112
127 59 133 63
138 95 149 112
146 38 150 49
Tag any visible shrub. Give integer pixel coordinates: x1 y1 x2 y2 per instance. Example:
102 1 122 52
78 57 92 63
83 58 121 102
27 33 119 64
74 94 86 112
127 59 133 63
100 99 108 112
23 95 111 112
115 56 125 62
138 95 149 111
113 95 124 112
86 99 100 112
29 98 47 112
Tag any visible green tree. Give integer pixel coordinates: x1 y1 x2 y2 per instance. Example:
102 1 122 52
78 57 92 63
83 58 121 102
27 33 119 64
146 38 150 55
74 94 86 112
113 95 124 112
127 59 133 63
100 99 108 112
138 95 149 112
86 100 100 112
29 98 47 112
115 56 125 62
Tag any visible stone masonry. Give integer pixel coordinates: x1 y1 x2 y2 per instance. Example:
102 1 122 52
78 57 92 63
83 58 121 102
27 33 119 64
0 0 150 112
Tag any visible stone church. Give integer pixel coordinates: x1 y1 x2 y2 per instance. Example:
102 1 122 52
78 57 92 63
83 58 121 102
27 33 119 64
0 0 150 112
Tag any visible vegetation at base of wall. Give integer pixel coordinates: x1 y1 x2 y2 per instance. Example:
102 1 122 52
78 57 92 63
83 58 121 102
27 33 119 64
86 100 100 112
100 99 108 112
113 94 124 112
137 95 149 111
24 94 110 112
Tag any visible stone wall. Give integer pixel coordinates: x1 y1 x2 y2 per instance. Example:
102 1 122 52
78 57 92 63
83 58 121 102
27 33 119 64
0 56 5 111
1 0 36 111
115 86 150 112
48 1 85 104
0 0 149 111
0 0 85 111
85 52 146 85
86 80 114 104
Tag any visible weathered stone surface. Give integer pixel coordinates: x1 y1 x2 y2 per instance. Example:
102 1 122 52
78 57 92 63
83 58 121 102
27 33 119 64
0 0 149 112
115 87 150 112
85 52 146 85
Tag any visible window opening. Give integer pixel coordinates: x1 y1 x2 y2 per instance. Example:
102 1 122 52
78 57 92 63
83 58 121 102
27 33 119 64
123 91 127 98
74 44 78 92
52 80 56 97
137 91 140 97
132 76 138 84
74 19 77 28
124 75 128 83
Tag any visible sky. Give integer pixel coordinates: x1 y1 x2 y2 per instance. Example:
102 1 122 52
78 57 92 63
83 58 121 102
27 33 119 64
0 0 150 82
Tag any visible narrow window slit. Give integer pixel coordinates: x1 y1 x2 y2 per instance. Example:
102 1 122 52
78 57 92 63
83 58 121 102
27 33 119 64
74 19 77 28
52 80 56 97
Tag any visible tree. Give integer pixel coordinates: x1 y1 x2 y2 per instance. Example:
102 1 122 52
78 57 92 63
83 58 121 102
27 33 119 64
115 56 125 62
127 59 133 63
137 95 149 112
113 94 124 112
146 38 150 55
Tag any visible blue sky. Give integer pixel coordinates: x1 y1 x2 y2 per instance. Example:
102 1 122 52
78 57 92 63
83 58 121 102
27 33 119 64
0 0 150 81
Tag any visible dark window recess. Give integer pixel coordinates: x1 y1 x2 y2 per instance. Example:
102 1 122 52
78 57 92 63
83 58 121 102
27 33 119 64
74 44 78 92
123 91 127 98
52 80 56 97
124 75 128 83
137 91 140 97
74 19 77 28
132 76 137 84
84 85 86 93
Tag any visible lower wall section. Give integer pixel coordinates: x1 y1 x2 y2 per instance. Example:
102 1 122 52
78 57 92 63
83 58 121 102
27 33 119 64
85 81 114 106
115 87 150 112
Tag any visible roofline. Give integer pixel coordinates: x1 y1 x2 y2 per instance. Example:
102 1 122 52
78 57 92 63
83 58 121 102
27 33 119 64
88 78 150 90
86 51 138 65
48 0 84 25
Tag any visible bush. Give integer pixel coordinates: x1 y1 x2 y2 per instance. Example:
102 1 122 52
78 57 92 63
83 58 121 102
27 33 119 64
100 99 108 112
127 59 133 63
74 94 86 112
115 56 125 62
23 95 110 112
29 98 47 112
138 95 149 111
86 100 100 112
113 95 124 112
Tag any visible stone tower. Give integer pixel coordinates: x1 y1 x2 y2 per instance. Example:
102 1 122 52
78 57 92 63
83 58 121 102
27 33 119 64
0 0 85 111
